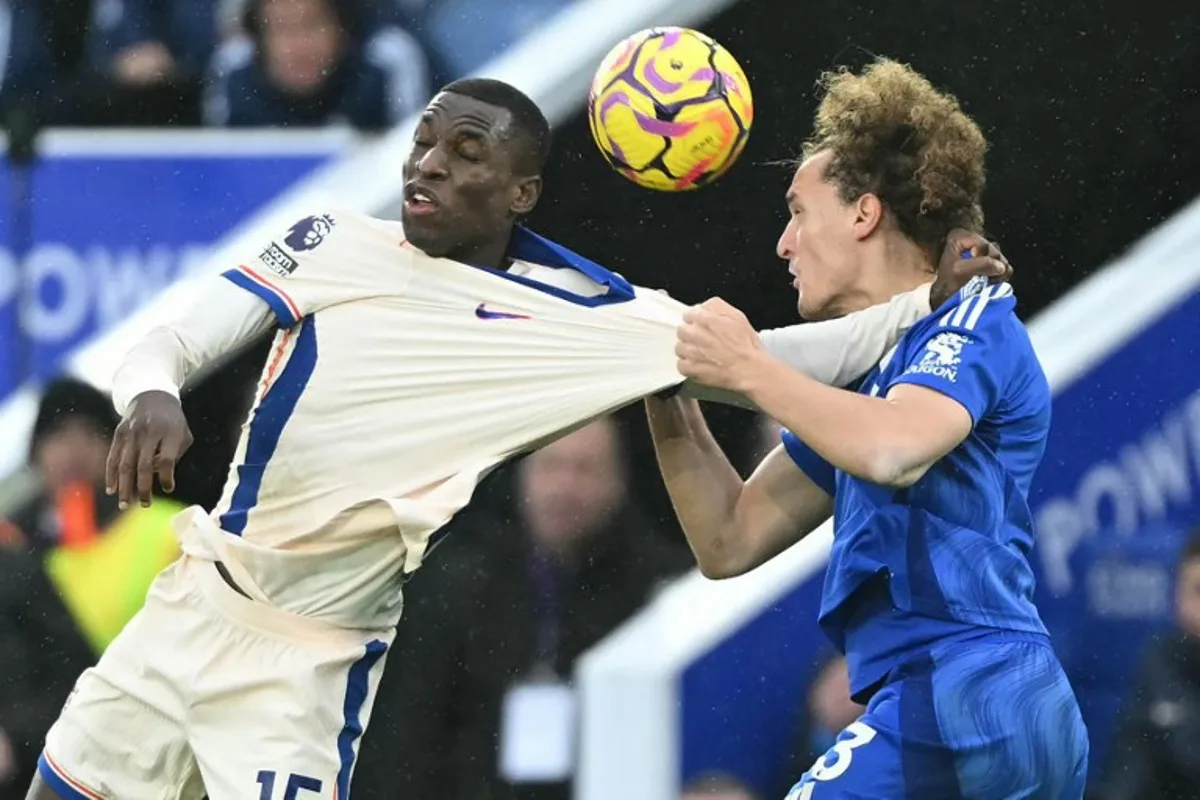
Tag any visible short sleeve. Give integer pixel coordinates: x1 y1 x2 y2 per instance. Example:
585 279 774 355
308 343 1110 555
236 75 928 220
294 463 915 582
221 210 399 328
888 284 1018 426
780 429 837 496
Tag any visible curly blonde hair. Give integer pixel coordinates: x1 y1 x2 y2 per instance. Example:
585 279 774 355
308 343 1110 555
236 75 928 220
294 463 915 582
802 58 987 257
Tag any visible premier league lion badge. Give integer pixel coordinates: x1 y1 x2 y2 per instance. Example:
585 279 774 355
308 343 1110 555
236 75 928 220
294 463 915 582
284 213 336 252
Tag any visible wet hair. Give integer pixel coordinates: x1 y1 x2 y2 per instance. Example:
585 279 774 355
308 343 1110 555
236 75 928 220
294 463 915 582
442 77 552 175
802 58 987 256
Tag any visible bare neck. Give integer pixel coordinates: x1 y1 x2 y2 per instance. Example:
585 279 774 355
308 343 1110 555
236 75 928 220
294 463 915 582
841 237 935 314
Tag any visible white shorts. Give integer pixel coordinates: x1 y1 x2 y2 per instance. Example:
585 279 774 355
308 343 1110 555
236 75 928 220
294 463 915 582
39 556 394 800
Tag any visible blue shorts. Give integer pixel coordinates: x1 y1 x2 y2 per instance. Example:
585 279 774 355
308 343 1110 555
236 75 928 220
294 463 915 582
785 636 1088 800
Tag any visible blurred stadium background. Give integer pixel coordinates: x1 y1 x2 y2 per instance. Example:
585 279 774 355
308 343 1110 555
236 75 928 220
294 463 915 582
2 1 1199 799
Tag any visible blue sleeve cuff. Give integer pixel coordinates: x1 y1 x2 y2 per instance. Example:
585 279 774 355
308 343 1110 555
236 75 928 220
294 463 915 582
887 372 982 427
780 429 837 496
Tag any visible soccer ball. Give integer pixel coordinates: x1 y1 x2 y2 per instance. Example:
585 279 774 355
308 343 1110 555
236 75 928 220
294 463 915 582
587 27 753 191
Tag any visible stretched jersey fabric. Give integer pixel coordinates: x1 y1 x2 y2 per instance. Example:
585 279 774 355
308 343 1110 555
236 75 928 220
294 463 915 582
174 211 686 629
109 209 933 631
782 281 1052 698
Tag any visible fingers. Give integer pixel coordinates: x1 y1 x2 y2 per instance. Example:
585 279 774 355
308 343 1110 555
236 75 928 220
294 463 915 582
954 254 1012 284
117 426 140 509
135 431 159 508
946 230 1011 276
954 256 1008 279
108 419 189 508
683 298 743 327
946 228 987 257
155 428 193 495
105 427 127 496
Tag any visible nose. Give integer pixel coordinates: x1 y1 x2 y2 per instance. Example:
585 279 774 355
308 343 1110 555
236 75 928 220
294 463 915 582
776 218 796 261
416 145 450 180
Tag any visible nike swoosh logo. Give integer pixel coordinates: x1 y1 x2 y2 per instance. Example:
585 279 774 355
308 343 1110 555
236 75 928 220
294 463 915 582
475 303 531 320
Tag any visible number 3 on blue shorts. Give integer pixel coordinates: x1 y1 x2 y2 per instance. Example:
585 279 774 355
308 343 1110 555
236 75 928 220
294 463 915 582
785 721 878 800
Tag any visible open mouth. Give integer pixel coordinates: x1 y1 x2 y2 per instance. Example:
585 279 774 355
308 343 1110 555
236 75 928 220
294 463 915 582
403 183 440 217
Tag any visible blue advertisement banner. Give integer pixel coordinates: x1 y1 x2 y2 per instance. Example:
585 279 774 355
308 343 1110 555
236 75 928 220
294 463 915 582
0 135 348 401
678 290 1200 796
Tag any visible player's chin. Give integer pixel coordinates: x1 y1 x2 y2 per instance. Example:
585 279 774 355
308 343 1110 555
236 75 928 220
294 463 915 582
401 216 449 258
797 295 836 322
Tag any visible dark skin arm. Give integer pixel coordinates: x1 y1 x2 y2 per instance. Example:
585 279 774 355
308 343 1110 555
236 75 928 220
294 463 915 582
105 390 193 509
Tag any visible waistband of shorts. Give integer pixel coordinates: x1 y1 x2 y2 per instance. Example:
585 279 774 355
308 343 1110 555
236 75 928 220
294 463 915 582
185 555 392 648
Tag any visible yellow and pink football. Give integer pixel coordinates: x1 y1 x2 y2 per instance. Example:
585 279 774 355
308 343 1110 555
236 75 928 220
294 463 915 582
587 27 754 191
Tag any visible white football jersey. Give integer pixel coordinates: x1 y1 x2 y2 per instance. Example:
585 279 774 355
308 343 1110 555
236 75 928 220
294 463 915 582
171 210 685 629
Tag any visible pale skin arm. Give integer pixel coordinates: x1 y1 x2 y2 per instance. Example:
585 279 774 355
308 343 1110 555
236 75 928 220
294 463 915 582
749 362 970 486
677 298 972 487
646 395 833 579
679 231 1011 407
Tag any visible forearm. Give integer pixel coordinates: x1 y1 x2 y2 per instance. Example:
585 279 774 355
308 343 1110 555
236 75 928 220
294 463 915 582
645 397 746 569
687 284 931 410
745 357 917 486
111 276 276 415
760 283 931 388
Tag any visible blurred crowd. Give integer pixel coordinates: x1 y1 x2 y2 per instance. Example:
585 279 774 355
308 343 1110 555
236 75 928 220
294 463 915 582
0 0 576 132
3 375 1200 800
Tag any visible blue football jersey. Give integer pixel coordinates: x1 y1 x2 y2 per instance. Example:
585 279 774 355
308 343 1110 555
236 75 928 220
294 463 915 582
783 282 1052 698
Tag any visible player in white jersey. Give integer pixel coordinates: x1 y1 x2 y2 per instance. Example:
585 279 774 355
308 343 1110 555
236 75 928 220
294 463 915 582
28 79 1009 800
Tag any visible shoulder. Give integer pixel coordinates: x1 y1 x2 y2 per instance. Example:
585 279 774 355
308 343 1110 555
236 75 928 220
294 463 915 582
238 208 372 284
278 208 385 257
909 282 1033 362
934 282 1020 336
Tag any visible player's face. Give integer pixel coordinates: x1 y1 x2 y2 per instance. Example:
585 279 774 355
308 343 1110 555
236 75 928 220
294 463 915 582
775 151 867 321
1176 557 1200 639
401 92 539 265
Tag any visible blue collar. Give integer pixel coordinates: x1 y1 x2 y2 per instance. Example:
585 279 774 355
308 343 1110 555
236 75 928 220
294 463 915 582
503 226 636 303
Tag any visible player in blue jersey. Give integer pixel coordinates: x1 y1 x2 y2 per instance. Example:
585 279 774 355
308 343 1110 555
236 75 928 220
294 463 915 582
647 59 1088 799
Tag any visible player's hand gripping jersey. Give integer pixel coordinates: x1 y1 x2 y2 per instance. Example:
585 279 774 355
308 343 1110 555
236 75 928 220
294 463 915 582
41 211 943 800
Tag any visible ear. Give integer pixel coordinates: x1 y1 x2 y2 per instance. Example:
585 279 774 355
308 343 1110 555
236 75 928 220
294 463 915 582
850 193 884 241
511 176 542 217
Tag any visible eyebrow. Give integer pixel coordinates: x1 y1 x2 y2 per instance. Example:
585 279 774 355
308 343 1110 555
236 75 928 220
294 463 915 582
455 128 489 143
419 112 496 142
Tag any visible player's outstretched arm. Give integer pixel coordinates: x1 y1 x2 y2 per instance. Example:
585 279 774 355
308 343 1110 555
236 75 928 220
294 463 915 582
107 276 276 509
679 282 931 411
683 230 1011 407
646 395 832 579
674 298 973 487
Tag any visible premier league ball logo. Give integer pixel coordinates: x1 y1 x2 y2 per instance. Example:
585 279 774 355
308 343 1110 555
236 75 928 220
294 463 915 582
284 214 336 252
